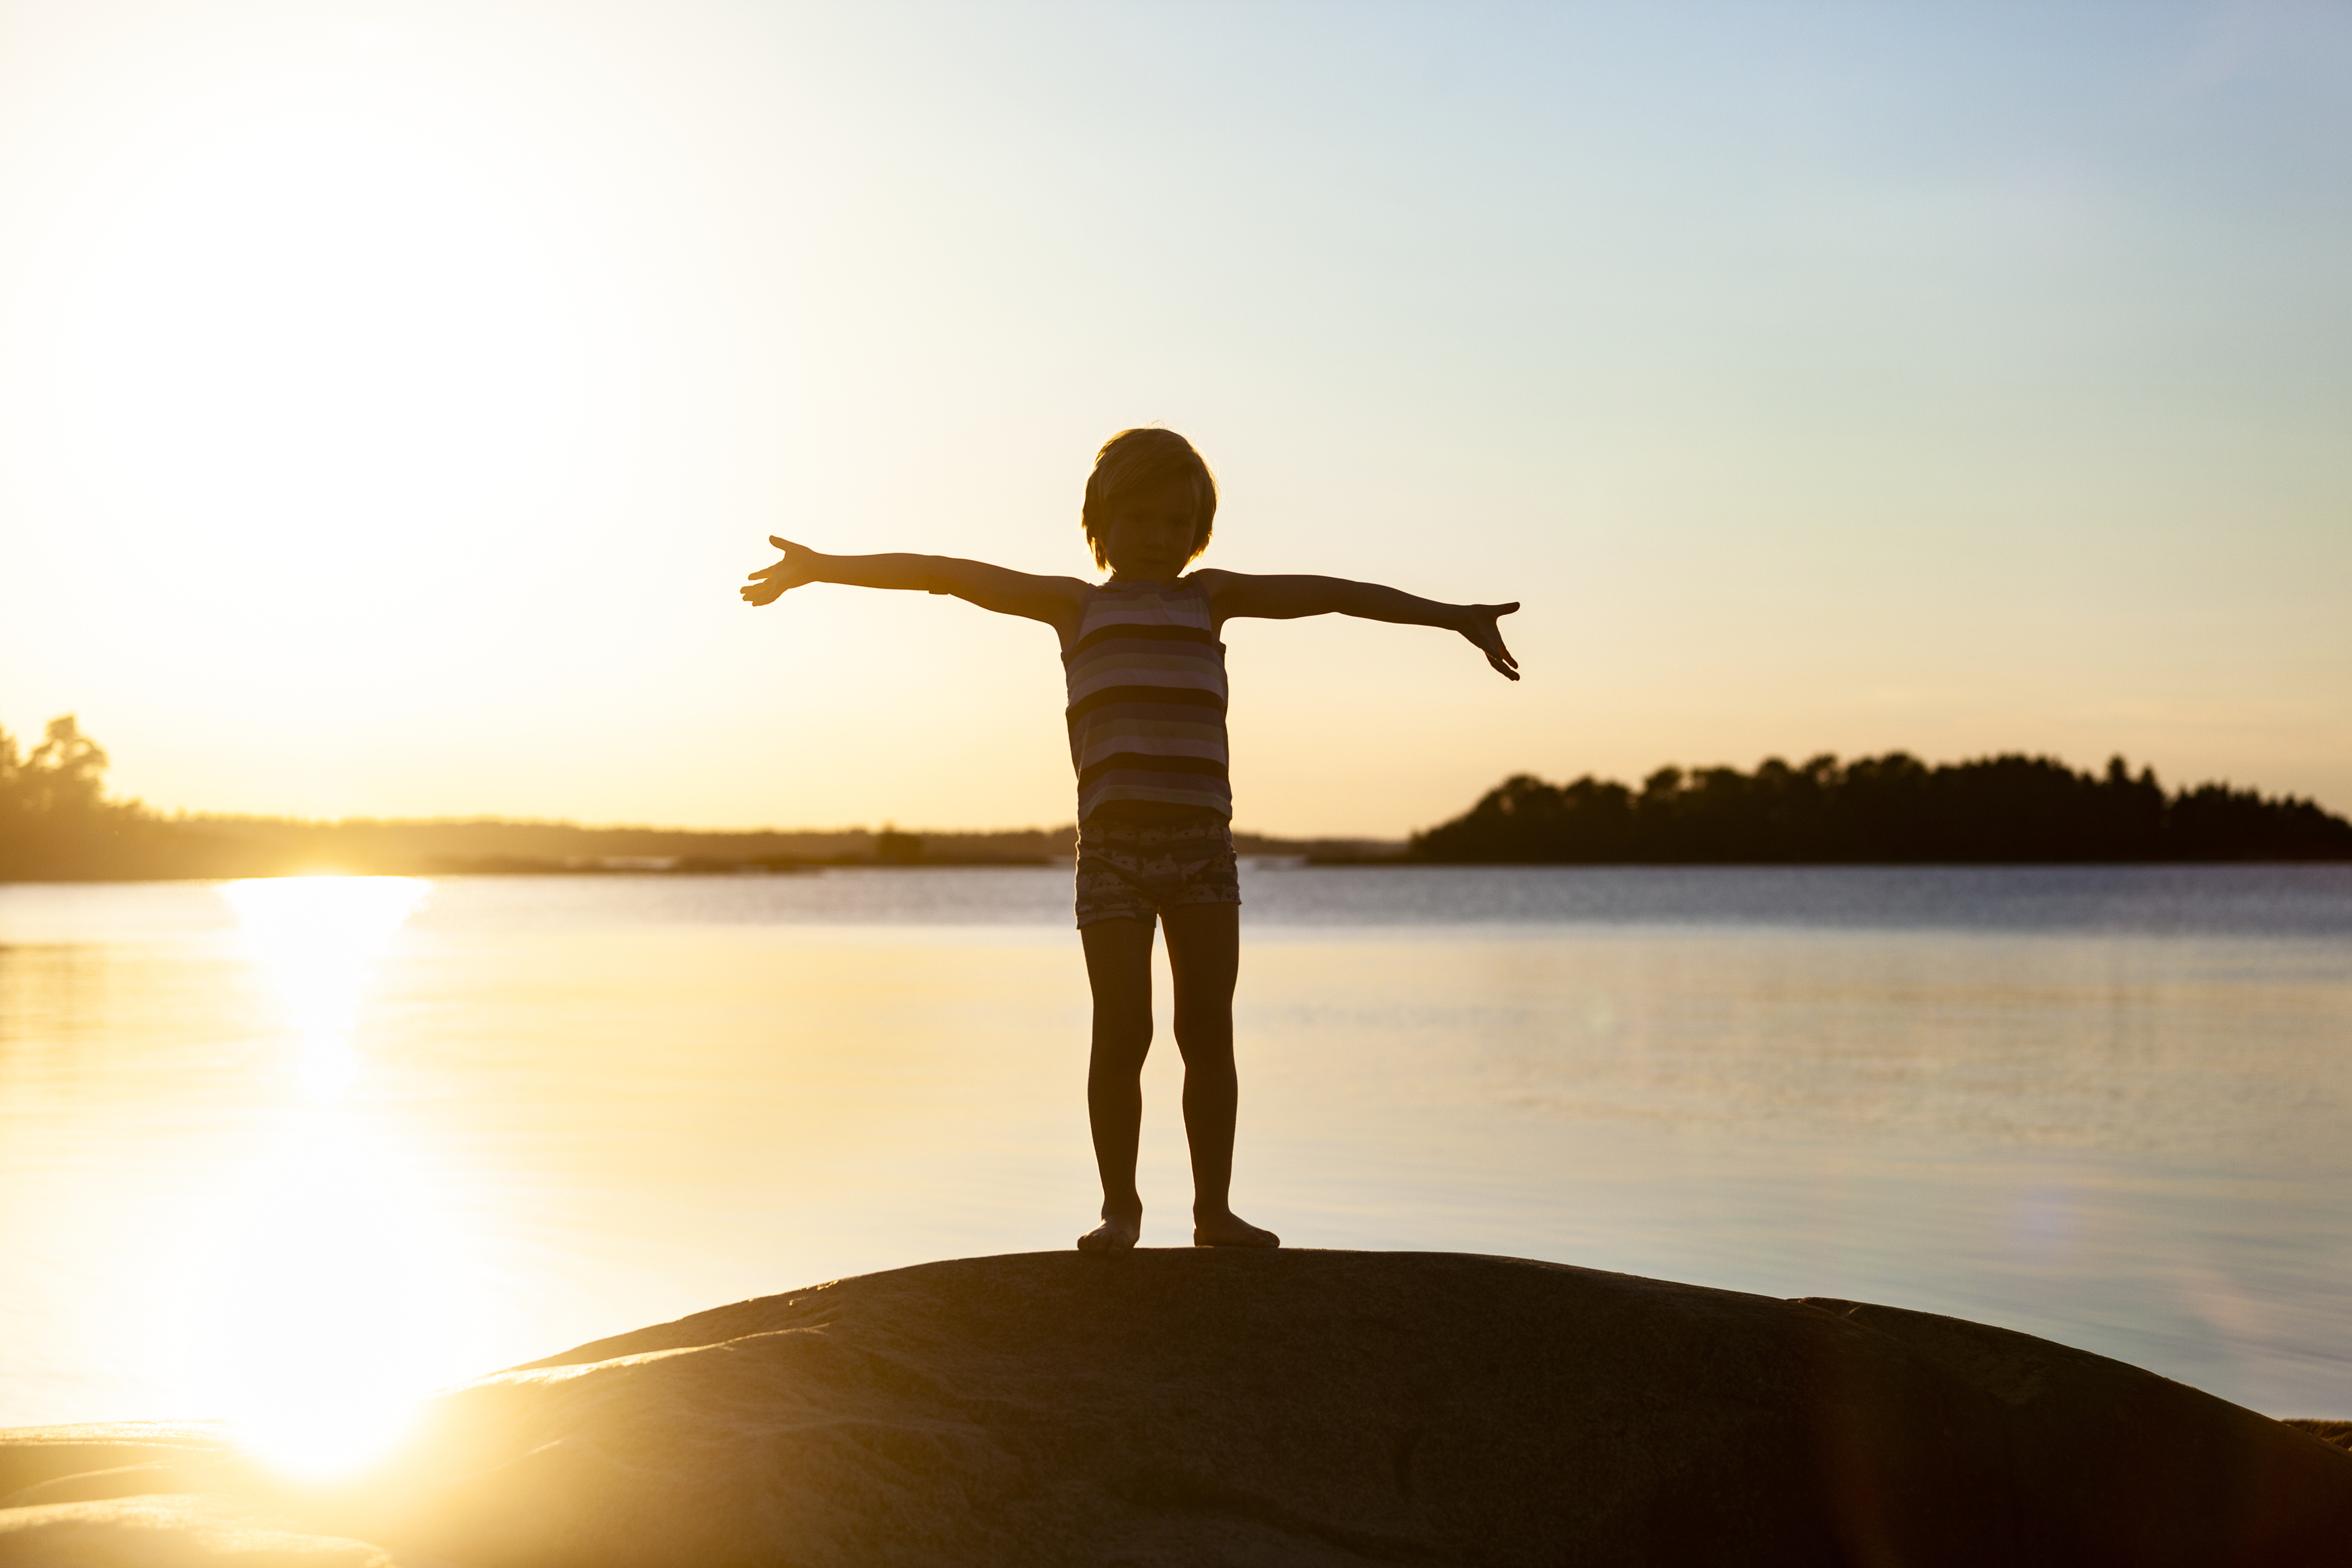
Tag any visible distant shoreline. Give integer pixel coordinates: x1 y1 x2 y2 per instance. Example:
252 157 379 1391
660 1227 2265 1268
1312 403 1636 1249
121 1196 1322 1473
5 807 2348 883
12 853 2352 886
0 815 1410 883
7 715 2347 881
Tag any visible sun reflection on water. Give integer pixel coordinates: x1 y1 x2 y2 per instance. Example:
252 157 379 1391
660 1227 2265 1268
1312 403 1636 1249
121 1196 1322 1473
217 875 430 1097
188 875 469 1478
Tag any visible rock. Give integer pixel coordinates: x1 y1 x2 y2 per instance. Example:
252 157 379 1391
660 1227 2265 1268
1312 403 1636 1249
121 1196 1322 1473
6 1251 2349 1566
0 1426 232 1507
0 1493 400 1566
2293 1420 2352 1453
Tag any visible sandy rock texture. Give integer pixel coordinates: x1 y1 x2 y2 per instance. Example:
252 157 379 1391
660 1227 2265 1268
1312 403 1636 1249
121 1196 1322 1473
5 1250 2349 1566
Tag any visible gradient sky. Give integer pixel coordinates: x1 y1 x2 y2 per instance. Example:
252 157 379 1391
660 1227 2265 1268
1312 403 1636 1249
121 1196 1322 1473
2 1 2345 836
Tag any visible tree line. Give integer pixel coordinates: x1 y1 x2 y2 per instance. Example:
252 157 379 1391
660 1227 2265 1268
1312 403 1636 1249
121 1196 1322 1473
0 715 1074 879
10 715 2350 877
1407 753 2352 864
0 714 1370 880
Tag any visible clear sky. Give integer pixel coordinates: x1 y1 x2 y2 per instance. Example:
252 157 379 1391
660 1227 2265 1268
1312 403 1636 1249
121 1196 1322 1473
1 1 2345 836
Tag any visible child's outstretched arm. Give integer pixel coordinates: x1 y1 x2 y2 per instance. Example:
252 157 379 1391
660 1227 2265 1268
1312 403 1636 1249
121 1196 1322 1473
1200 572 1522 681
743 536 1086 628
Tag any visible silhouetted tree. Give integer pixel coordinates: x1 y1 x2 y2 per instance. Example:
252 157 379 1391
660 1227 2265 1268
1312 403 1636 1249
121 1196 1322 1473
0 715 189 880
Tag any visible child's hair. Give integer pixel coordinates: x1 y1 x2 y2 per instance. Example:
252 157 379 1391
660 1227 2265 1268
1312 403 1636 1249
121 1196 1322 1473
1081 428 1218 570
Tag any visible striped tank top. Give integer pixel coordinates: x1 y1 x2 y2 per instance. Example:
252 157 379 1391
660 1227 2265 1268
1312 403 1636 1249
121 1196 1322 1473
1062 578 1232 822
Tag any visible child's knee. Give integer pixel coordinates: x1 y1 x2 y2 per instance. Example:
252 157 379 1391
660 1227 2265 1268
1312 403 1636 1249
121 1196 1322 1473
1170 996 1232 1036
1169 1017 1234 1061
1091 1012 1152 1056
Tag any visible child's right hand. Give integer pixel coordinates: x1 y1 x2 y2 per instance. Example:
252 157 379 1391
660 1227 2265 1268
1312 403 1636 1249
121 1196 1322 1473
742 536 823 606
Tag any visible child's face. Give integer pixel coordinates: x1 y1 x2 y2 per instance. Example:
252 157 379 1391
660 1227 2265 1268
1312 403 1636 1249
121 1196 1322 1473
1098 480 1202 580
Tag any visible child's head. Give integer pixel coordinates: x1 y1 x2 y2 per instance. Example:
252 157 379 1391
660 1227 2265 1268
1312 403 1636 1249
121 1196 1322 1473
1081 428 1217 572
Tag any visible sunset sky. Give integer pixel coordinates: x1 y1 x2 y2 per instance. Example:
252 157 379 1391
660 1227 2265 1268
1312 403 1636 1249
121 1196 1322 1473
1 1 2345 836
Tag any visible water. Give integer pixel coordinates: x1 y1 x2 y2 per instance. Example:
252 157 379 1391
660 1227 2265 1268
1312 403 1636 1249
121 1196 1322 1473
1 865 2347 1454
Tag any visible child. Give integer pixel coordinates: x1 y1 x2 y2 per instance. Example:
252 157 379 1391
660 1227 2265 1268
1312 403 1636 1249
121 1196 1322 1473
743 429 1519 1250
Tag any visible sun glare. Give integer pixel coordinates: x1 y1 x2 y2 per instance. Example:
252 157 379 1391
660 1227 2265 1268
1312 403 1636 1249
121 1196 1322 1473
8 13 632 809
218 875 430 1094
188 875 461 1478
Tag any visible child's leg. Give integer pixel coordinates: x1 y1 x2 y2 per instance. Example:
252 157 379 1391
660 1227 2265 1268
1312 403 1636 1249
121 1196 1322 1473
1077 915 1155 1250
1162 903 1278 1249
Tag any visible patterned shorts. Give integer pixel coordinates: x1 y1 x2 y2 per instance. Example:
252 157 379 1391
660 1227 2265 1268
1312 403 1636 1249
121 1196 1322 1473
1073 813 1242 929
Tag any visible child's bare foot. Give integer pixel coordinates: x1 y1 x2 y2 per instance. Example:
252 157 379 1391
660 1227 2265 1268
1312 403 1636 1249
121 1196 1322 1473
1077 1213 1140 1252
1192 1211 1280 1249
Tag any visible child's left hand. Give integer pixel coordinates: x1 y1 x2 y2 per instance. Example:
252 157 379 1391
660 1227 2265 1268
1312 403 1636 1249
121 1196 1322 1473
1459 603 1522 681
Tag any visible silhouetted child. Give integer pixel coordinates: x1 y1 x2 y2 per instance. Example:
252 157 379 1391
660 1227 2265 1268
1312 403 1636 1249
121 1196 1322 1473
743 429 1519 1250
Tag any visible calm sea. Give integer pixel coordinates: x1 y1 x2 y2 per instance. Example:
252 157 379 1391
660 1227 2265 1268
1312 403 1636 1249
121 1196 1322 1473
3 864 2348 1448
